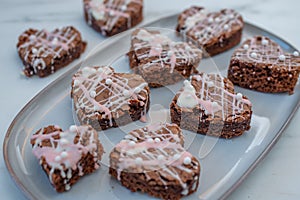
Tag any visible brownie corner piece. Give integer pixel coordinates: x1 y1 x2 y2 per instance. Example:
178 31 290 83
83 0 143 36
228 36 300 95
17 26 86 78
31 125 103 192
170 73 252 139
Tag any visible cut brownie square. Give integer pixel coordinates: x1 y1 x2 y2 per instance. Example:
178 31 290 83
83 0 143 36
71 66 150 131
228 36 300 94
109 123 200 200
17 26 86 77
127 28 202 87
170 73 252 139
30 125 103 192
176 6 244 56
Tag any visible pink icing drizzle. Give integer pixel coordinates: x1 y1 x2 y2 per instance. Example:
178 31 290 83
132 29 202 74
113 123 199 195
233 36 300 71
18 27 79 74
31 126 99 190
72 66 149 127
180 8 243 45
184 73 252 119
86 0 143 35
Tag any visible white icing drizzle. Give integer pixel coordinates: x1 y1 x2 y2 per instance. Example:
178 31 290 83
85 0 143 35
179 8 243 45
233 36 300 71
184 9 208 30
177 80 198 108
31 125 100 191
179 73 252 120
132 29 202 73
112 123 199 195
18 27 79 74
72 66 149 127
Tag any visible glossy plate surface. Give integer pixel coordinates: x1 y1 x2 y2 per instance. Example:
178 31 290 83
3 14 300 200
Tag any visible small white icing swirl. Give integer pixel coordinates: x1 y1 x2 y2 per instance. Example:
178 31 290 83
279 54 286 61
243 44 249 50
183 157 192 165
177 80 198 108
135 157 143 165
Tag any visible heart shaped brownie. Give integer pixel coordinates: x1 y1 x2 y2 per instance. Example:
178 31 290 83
84 0 143 36
71 66 150 130
228 36 300 94
177 6 244 56
127 28 202 87
170 73 252 138
31 125 103 192
17 26 86 77
109 123 200 199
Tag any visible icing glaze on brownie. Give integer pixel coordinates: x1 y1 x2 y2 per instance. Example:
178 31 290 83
232 36 300 70
170 72 252 138
110 123 200 197
17 27 83 76
72 66 149 128
178 73 251 120
84 0 143 36
31 125 101 191
132 29 202 73
176 7 243 56
228 36 300 94
179 8 243 45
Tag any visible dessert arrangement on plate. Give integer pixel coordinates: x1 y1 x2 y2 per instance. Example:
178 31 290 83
10 1 300 200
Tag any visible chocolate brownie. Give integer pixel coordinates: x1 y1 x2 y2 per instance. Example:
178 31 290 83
17 26 86 77
83 0 143 36
228 36 300 94
127 28 202 87
176 6 244 57
170 73 252 139
71 66 150 131
30 125 103 192
109 123 200 199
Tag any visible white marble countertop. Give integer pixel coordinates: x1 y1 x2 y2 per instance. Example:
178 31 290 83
1 0 299 199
